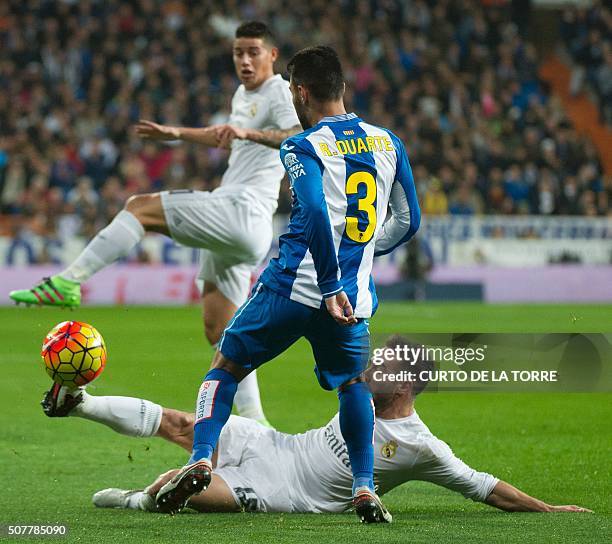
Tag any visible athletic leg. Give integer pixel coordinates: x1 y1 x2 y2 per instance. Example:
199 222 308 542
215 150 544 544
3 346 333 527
201 281 238 346
307 314 374 493
156 285 307 514
61 193 167 283
45 383 242 513
93 469 239 513
308 314 391 523
191 282 306 463
187 475 241 513
8 193 167 306
191 351 251 463
154 351 248 514
337 377 375 494
146 470 240 513
233 371 267 423
71 391 163 438
157 408 195 451
200 257 270 425
42 383 197 449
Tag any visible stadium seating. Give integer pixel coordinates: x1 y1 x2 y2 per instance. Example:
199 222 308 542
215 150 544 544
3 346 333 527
0 0 609 247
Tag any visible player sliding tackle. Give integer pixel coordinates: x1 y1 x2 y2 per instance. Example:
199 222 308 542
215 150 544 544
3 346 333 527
11 21 302 427
43 337 591 515
152 45 421 524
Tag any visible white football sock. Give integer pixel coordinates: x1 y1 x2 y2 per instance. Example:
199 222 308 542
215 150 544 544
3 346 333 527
61 210 145 283
233 370 267 421
125 491 156 512
72 393 162 437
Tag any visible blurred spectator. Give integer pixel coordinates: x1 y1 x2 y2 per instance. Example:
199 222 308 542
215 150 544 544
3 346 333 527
562 2 612 125
448 182 484 215
67 176 99 214
1 156 27 213
503 163 532 207
596 48 612 125
422 178 448 216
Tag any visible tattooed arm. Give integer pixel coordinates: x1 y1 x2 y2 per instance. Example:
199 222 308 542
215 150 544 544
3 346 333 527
216 124 302 149
134 120 301 150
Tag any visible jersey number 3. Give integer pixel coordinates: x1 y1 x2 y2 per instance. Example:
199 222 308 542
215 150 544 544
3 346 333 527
345 171 377 243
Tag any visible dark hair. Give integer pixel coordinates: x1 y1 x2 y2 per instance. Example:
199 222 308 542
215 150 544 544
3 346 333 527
287 46 344 102
235 21 275 46
384 335 434 396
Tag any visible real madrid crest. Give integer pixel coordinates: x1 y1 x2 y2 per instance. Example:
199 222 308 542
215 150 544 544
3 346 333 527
381 440 398 459
249 103 258 117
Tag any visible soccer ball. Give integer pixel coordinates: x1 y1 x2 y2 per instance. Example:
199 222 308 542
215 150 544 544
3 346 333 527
41 321 107 387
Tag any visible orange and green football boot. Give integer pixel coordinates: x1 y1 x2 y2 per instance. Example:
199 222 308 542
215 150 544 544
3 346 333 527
9 275 81 309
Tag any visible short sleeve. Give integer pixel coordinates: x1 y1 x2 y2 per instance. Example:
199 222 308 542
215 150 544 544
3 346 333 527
270 80 300 130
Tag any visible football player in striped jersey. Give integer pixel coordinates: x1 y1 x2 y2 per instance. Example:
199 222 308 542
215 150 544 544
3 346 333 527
155 46 420 523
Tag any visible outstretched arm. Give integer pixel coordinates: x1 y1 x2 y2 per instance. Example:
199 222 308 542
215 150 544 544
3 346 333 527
134 120 222 147
135 120 302 150
485 481 592 513
414 439 592 514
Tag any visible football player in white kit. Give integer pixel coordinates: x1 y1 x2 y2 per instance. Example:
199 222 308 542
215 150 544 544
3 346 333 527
13 22 301 426
45 336 591 516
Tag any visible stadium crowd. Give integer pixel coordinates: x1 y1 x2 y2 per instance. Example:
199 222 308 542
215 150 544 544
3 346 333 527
0 0 610 241
561 1 612 127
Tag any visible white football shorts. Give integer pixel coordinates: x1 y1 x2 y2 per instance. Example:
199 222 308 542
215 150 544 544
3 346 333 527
214 416 293 513
161 187 273 307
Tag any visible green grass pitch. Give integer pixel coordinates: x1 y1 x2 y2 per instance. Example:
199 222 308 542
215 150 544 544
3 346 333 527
0 302 610 543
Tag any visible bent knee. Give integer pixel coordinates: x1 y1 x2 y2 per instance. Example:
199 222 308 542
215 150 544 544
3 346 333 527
124 193 164 228
124 193 153 213
204 318 225 346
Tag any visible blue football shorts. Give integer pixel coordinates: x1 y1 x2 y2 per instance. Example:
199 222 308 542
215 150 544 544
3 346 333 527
218 283 370 390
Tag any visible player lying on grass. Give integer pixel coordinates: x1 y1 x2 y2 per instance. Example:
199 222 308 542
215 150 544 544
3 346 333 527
10 21 302 428
42 336 591 515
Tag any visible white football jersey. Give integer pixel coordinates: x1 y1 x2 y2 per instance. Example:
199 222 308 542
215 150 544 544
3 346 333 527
221 74 300 214
285 411 499 513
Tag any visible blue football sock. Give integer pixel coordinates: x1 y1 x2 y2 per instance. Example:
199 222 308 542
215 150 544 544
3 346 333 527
190 368 238 463
338 381 375 494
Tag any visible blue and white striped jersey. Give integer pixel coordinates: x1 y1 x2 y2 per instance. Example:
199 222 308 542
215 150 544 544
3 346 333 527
259 113 420 318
